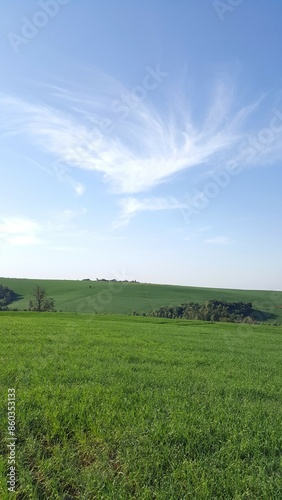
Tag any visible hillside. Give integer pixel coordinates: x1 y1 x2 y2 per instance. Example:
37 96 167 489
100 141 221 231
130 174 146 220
0 278 282 323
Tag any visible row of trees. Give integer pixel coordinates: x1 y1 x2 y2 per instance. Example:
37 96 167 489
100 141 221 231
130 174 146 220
150 300 256 323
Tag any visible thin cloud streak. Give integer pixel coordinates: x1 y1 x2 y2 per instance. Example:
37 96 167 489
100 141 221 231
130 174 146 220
114 196 187 227
205 236 231 245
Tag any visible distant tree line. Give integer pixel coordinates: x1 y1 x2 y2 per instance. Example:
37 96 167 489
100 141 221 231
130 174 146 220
82 278 139 283
138 300 259 323
95 278 139 283
0 285 17 309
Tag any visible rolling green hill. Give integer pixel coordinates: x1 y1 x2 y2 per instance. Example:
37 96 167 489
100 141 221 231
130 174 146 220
1 277 282 323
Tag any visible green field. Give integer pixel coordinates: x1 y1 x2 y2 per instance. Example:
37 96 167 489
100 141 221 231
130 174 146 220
0 312 281 498
1 278 282 323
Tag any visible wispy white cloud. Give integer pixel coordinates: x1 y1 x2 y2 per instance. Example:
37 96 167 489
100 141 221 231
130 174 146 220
0 208 89 247
1 73 279 198
205 236 231 245
198 225 213 232
61 208 87 220
114 196 187 227
45 207 88 233
75 183 85 196
0 217 42 246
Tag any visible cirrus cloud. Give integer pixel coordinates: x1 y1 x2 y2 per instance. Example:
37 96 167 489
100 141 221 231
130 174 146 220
0 73 274 197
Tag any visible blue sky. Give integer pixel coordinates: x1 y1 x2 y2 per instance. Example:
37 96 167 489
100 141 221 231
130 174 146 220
0 0 282 289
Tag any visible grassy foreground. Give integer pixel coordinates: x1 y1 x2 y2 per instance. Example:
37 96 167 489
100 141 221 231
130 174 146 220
1 277 282 323
0 313 281 499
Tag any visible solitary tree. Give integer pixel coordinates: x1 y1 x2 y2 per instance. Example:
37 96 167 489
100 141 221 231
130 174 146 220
29 286 55 312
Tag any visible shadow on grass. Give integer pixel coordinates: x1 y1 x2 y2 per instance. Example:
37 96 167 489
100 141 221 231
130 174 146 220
252 309 279 322
11 292 24 303
0 291 24 310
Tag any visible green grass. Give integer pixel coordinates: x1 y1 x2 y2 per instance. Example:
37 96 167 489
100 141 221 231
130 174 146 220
0 312 281 498
1 277 282 323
